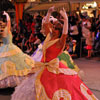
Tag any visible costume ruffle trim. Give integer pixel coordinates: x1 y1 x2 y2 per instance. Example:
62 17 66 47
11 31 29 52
0 76 26 88
0 57 35 80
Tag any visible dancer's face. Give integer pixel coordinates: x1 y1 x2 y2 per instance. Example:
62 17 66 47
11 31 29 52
41 18 62 38
0 21 6 36
52 21 62 37
41 22 53 36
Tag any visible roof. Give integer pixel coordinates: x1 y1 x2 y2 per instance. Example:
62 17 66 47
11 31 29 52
28 2 68 12
27 0 100 12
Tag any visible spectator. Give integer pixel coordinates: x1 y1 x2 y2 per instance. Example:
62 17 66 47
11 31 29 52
81 15 92 58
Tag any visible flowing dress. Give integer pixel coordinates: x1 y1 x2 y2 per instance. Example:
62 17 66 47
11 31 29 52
11 33 98 100
0 27 34 88
31 43 80 73
31 22 80 73
31 43 43 62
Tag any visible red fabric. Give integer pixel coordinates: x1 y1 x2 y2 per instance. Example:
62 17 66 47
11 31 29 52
41 43 62 62
40 40 95 99
15 3 19 29
15 3 24 29
59 62 68 68
40 68 92 100
86 45 92 50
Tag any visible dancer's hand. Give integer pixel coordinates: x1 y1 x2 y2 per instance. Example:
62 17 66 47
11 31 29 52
3 11 10 21
3 11 11 33
60 8 68 20
45 6 55 23
48 6 55 14
60 8 68 35
3 11 8 16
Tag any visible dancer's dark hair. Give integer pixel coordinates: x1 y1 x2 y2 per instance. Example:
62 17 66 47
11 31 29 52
0 0 14 22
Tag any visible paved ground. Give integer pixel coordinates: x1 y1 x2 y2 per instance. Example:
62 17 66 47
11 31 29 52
0 88 14 100
74 57 100 99
0 57 100 100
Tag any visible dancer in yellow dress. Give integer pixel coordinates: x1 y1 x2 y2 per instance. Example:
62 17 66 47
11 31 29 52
0 11 34 88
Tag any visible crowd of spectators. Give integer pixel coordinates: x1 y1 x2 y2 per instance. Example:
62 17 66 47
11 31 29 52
11 11 100 58
11 13 45 55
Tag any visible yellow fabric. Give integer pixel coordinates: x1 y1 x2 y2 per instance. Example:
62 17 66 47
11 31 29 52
80 83 98 100
35 67 50 100
73 45 76 53
30 58 77 75
0 48 22 58
0 58 35 80
52 89 71 100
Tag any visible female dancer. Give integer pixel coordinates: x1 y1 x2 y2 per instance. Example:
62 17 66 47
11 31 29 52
11 7 98 100
0 11 34 88
31 15 80 73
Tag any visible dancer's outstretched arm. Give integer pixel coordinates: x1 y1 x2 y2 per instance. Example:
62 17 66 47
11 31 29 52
45 6 55 23
58 8 68 47
60 8 68 35
41 6 55 35
3 11 11 34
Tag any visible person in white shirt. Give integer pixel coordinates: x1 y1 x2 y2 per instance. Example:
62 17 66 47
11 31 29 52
82 16 93 58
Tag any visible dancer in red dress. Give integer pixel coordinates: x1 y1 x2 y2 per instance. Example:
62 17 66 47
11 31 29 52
11 7 98 100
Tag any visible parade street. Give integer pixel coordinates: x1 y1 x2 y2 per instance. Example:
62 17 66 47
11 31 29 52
0 57 100 100
75 57 100 99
